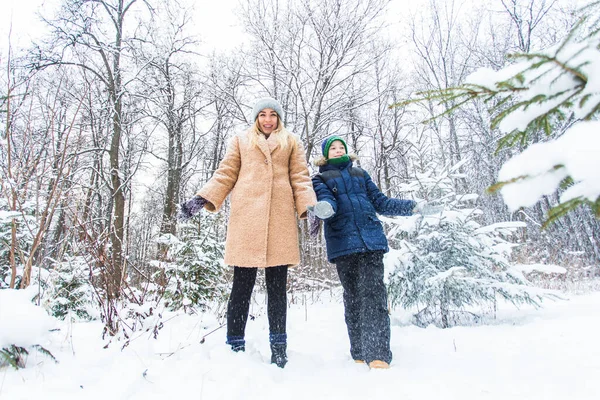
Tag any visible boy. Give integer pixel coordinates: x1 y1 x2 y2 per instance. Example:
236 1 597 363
310 135 417 369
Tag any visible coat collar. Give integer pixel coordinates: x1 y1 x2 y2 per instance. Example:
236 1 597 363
256 132 279 161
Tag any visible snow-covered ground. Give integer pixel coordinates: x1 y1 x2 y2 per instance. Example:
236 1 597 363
2 290 599 400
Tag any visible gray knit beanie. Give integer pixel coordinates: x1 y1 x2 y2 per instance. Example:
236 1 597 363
251 97 284 121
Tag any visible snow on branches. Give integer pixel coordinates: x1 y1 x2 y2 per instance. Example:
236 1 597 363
394 5 600 226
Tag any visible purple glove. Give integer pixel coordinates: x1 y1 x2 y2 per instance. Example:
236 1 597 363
308 212 321 237
177 196 208 221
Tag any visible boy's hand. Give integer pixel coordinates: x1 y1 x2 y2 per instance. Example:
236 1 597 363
307 201 334 219
177 196 208 221
413 201 444 216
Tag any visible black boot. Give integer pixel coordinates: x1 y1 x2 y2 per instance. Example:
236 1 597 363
270 343 287 368
231 343 245 352
227 336 245 353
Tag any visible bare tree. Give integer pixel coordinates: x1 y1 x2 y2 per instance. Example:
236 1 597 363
1 60 85 289
408 0 484 173
31 0 148 301
134 1 206 243
240 0 389 158
499 0 560 53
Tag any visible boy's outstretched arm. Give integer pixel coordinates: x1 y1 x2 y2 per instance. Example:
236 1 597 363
311 175 338 219
364 171 416 216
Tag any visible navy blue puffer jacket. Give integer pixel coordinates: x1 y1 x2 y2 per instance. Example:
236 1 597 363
312 156 416 262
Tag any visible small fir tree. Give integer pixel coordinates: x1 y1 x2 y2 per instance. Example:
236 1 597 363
386 167 559 328
43 256 95 321
0 198 36 288
156 212 228 312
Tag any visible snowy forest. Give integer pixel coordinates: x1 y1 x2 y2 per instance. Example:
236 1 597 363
1 0 600 397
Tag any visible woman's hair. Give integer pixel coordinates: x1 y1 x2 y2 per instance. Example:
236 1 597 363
249 116 294 150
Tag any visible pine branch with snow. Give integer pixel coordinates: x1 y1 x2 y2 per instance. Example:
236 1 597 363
393 4 600 226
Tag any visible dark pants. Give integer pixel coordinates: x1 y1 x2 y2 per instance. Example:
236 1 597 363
335 251 392 364
226 265 288 344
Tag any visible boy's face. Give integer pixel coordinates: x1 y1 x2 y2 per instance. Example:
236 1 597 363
328 140 346 159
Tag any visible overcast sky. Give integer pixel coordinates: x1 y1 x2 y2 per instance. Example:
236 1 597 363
0 0 514 60
2 0 52 53
1 0 244 58
2 0 589 64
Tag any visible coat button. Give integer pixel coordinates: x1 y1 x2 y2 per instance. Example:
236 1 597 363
265 159 269 164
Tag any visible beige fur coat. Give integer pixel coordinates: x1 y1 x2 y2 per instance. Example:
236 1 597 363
197 130 316 268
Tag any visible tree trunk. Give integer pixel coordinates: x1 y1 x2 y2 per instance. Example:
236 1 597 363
108 1 127 299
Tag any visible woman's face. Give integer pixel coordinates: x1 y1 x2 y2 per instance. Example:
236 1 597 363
328 140 346 159
257 108 279 134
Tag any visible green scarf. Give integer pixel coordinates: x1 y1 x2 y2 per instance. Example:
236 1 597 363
327 154 350 165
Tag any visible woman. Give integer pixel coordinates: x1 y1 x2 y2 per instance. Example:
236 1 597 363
178 97 316 368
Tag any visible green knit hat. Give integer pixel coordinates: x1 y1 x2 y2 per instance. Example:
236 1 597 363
322 135 348 159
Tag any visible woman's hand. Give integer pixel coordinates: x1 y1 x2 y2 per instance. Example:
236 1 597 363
308 212 321 237
177 196 208 221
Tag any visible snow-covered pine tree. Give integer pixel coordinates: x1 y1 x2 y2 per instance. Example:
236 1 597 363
386 166 559 328
393 1 600 226
42 256 95 321
0 198 36 289
1 196 94 319
155 212 228 312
